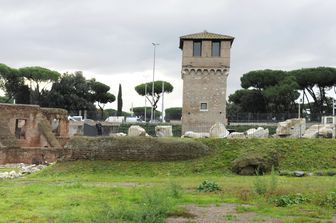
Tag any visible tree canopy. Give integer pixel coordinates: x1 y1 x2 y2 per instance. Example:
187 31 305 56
40 72 95 112
19 66 60 103
0 63 24 102
229 67 336 119
135 81 173 112
290 67 336 114
132 106 161 121
240 69 286 89
89 79 116 118
0 63 118 119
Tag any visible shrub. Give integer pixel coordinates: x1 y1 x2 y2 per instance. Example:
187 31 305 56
252 166 277 195
169 182 183 198
197 180 221 192
231 151 279 175
253 174 268 195
271 193 310 207
320 192 336 209
136 190 173 223
95 189 175 223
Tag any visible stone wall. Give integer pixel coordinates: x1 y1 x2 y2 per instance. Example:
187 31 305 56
65 136 210 161
0 136 211 164
0 147 67 164
181 68 228 133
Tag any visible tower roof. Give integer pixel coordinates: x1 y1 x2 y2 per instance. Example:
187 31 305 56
179 31 234 49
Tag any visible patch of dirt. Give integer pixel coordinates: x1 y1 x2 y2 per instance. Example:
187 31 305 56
166 203 283 223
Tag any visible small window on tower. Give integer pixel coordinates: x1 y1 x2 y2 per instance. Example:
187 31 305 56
200 103 208 111
212 41 220 57
193 41 202 57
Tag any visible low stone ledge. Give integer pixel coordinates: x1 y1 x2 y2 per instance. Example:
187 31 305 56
64 136 211 161
0 147 68 164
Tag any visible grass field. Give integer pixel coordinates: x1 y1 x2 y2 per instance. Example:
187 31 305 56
0 138 336 222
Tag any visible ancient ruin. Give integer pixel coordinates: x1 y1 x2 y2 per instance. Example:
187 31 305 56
0 103 69 164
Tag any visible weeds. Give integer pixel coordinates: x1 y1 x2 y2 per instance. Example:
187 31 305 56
269 166 278 194
169 182 183 198
319 192 336 209
91 186 183 223
197 180 221 192
271 193 310 207
252 166 278 195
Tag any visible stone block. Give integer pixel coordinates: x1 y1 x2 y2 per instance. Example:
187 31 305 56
246 127 269 138
183 131 209 138
276 118 306 138
128 125 147 137
227 132 246 139
303 124 334 138
155 125 173 137
209 122 229 138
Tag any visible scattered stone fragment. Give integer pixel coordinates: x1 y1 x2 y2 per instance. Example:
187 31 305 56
110 132 127 137
246 127 269 138
209 122 229 138
183 131 210 138
293 171 305 177
227 132 246 139
303 124 334 138
0 163 50 179
128 125 147 137
276 118 306 138
155 125 173 137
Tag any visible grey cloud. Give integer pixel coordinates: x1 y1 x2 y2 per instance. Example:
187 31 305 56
1 0 336 108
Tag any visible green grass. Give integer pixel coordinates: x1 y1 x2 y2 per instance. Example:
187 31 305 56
1 173 335 222
0 167 20 173
43 138 336 179
1 138 336 222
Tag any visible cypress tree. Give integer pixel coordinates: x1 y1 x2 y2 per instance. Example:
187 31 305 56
117 83 123 116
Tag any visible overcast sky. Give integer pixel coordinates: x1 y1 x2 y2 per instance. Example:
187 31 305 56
1 0 336 112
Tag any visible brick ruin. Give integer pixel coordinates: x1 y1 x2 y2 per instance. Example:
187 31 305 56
0 103 210 164
0 103 69 164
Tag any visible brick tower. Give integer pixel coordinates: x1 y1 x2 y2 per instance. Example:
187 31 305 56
179 31 234 134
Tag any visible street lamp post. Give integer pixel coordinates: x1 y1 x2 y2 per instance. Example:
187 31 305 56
161 80 165 122
298 98 302 119
151 43 159 122
144 84 147 122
